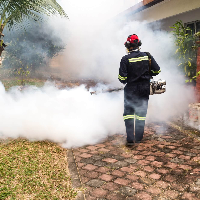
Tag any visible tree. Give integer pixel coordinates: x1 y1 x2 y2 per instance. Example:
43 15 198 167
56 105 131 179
171 21 199 83
0 0 68 57
3 21 66 74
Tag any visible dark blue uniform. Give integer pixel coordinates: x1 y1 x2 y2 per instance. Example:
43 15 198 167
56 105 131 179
118 50 160 143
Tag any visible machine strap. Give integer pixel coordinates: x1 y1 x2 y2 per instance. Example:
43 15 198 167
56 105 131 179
144 52 151 75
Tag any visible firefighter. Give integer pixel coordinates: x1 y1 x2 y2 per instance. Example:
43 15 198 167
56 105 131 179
118 34 160 147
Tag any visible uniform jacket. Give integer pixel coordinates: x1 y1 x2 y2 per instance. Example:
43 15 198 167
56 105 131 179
118 50 160 85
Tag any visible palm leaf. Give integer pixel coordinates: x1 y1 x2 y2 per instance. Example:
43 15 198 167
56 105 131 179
0 0 68 28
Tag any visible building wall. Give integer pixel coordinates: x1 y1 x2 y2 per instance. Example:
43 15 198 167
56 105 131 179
130 0 200 23
149 7 200 31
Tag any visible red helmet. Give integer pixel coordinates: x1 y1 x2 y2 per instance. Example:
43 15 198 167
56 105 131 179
124 34 142 49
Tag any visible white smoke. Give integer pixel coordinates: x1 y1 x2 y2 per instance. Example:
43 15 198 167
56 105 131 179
0 0 195 147
0 82 124 148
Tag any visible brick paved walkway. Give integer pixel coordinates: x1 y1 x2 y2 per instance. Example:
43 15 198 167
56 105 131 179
67 123 200 200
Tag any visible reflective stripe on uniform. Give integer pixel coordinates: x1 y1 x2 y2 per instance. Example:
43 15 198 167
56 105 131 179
151 69 161 74
124 115 146 120
118 74 127 80
128 56 148 63
123 115 134 120
135 115 146 120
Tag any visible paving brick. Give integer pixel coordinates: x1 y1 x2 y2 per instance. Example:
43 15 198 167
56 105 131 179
165 162 178 169
76 157 82 162
73 151 81 156
141 151 151 156
133 155 144 159
79 153 92 158
146 156 156 161
135 171 146 177
98 148 110 152
110 151 120 155
120 167 134 173
91 155 102 161
107 146 115 150
153 152 165 157
151 161 163 167
95 166 109 173
140 177 155 185
86 145 98 151
77 162 85 168
166 153 177 158
99 174 114 181
126 174 139 181
120 186 137 196
90 151 98 154
85 171 99 179
129 165 138 171
85 195 96 200
135 192 152 200
170 183 185 191
124 158 137 164
79 149 89 152
92 188 108 198
171 150 182 154
86 179 105 187
193 168 200 173
132 182 144 190
146 186 161 195
106 193 125 200
121 153 132 158
156 168 169 174
114 178 131 185
161 136 172 139
101 182 119 191
79 169 87 175
182 192 198 200
167 145 176 149
102 158 118 163
164 175 176 182
192 157 200 162
111 170 125 177
189 184 200 192
95 144 105 148
163 190 179 199
157 144 165 148
143 166 154 172
131 150 139 154
155 181 169 188
179 155 191 160
137 160 150 166
179 164 192 170
149 173 161 180
83 164 98 171
114 161 128 167
82 176 90 184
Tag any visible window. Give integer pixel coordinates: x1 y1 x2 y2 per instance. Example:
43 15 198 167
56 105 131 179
196 21 200 32
185 21 200 35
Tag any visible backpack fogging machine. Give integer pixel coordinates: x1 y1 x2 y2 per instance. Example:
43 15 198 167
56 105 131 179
150 79 166 95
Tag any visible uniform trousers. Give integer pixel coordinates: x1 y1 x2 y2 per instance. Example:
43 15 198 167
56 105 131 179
123 82 150 143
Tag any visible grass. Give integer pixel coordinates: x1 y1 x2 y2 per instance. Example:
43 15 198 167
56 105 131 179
0 68 45 90
0 139 77 200
0 71 78 199
0 79 45 91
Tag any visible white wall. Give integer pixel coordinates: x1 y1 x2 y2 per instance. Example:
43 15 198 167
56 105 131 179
130 0 200 23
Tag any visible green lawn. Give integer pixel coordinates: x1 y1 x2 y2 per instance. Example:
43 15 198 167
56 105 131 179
0 139 77 200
